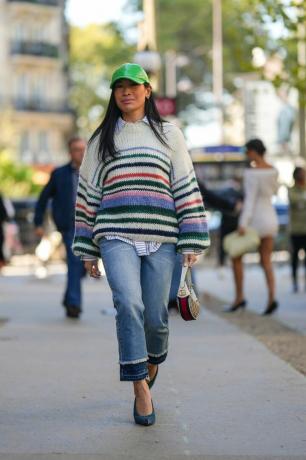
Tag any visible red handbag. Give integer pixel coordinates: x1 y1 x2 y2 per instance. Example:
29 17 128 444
177 266 200 321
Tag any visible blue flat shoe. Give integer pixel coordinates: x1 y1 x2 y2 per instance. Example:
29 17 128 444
147 365 159 390
133 398 155 426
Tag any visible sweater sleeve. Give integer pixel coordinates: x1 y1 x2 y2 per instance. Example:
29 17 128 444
169 126 210 253
239 170 258 228
72 141 103 259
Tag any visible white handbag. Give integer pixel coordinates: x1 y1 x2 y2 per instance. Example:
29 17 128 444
223 228 260 258
177 266 200 321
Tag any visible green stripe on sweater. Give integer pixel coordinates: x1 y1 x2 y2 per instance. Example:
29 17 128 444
103 179 171 194
172 177 197 194
75 211 96 224
176 207 205 220
95 216 179 227
178 232 209 240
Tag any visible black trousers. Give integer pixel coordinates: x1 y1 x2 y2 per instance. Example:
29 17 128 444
290 234 306 283
219 219 238 266
0 224 5 262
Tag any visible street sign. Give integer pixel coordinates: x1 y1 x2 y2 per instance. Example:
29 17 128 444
155 97 176 116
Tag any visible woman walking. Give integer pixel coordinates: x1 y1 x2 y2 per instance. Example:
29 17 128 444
227 139 279 315
73 63 209 426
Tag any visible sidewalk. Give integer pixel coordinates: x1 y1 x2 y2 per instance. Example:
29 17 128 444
0 270 306 459
195 261 306 335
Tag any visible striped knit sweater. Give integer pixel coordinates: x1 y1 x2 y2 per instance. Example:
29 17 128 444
72 119 210 259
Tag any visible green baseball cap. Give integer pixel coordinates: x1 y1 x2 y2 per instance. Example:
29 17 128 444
110 63 150 89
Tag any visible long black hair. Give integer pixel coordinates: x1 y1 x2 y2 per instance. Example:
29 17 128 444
88 84 168 162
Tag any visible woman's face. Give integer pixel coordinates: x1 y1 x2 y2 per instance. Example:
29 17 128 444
113 79 151 116
246 149 259 163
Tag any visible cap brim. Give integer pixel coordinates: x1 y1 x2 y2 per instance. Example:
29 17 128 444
110 76 147 88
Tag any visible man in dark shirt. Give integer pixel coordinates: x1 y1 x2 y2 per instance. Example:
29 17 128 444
34 137 86 318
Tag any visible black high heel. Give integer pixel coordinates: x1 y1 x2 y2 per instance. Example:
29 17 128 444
262 300 278 316
133 398 155 426
225 299 247 313
147 365 158 390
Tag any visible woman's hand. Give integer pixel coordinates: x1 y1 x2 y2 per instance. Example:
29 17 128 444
84 259 101 278
35 226 44 238
234 200 243 214
183 253 200 267
238 226 246 236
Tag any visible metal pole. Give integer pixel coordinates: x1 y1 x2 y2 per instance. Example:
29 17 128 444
299 97 306 160
165 50 177 98
297 4 306 159
143 0 157 50
212 0 224 142
212 0 223 101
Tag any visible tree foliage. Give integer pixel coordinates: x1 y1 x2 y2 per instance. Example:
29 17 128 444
0 114 41 197
0 151 42 198
128 0 305 97
249 0 306 95
128 0 272 92
69 23 135 135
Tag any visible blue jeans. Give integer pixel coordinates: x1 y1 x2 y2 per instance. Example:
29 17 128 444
62 230 86 309
100 239 177 381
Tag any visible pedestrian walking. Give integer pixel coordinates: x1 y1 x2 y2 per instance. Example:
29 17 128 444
288 166 306 292
72 63 210 426
34 137 87 319
227 139 279 315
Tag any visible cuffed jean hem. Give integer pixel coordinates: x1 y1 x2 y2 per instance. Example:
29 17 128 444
120 361 149 382
148 351 168 365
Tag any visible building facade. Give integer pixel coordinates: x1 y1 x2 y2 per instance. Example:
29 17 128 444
244 79 298 157
0 0 74 164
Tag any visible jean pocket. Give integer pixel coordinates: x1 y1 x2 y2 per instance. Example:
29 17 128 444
156 243 176 263
100 238 133 257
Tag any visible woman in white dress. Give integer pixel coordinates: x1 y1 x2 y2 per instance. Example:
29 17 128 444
228 139 279 315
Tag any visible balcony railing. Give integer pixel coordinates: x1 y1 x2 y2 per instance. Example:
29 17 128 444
8 0 59 6
11 41 59 58
13 98 72 114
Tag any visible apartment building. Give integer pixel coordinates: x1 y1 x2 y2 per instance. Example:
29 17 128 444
0 0 74 164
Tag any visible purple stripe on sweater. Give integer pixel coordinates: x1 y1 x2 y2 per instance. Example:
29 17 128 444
100 196 176 210
75 221 92 230
103 190 173 202
180 222 208 233
75 226 93 238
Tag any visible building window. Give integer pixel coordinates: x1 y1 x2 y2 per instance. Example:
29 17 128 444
38 131 50 162
32 25 47 42
16 74 28 99
13 23 26 42
31 75 47 106
20 131 32 163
